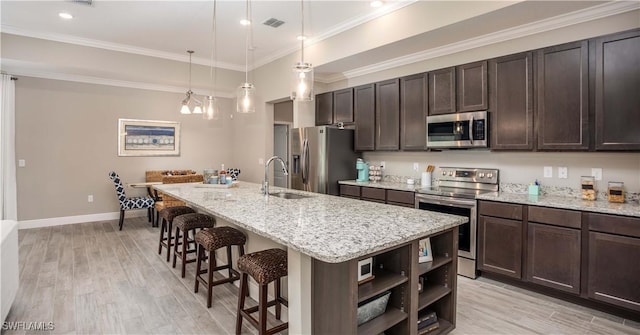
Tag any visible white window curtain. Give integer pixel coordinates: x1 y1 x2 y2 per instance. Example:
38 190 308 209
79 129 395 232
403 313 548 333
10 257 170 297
1 74 17 220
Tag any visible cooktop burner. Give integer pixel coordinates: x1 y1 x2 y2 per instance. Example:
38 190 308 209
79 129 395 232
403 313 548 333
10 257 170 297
416 167 499 198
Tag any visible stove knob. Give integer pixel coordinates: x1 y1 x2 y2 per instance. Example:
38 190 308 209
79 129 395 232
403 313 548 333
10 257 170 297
478 172 485 178
448 171 454 176
487 173 493 178
442 171 447 176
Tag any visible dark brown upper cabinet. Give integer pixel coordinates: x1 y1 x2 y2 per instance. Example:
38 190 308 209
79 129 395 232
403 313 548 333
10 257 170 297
400 73 428 150
354 83 376 151
375 79 400 150
315 88 354 126
536 41 589 150
594 29 640 150
333 88 354 124
428 67 456 115
315 91 333 126
489 52 535 150
457 60 488 112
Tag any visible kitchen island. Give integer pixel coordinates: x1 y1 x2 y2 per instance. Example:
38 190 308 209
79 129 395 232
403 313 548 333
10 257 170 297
154 181 467 334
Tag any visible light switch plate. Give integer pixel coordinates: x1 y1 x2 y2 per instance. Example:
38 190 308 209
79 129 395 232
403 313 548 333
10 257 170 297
18 159 26 167
591 168 603 181
413 162 419 171
543 166 553 178
87 195 94 203
558 167 568 179
258 158 264 165
380 161 386 169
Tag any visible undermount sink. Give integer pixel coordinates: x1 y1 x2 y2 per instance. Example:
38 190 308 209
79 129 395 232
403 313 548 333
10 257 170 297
269 192 312 199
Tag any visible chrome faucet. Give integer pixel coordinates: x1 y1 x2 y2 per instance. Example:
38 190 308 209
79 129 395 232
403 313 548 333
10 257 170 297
262 156 289 196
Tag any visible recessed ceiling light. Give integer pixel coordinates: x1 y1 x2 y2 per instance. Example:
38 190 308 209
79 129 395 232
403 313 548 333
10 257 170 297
58 12 73 19
240 19 251 26
370 1 383 8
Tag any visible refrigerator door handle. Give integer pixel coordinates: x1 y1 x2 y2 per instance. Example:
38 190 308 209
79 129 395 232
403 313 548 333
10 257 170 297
302 139 309 184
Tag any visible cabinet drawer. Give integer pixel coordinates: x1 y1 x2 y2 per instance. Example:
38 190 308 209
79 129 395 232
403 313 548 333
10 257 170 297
478 201 523 220
386 190 415 205
340 185 361 198
528 206 581 229
361 187 386 201
587 213 640 238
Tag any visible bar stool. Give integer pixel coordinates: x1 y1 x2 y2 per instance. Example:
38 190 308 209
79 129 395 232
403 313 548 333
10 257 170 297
158 206 195 262
236 248 288 335
173 213 216 277
194 227 247 308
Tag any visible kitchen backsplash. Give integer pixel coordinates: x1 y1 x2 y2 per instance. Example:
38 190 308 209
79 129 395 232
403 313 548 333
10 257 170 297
362 151 640 195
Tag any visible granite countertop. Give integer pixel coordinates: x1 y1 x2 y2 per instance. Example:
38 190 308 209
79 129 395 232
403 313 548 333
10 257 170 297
477 192 640 218
340 180 640 218
154 182 466 263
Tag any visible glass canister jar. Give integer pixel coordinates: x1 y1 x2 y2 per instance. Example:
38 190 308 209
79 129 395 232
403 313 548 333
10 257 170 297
581 176 596 201
203 169 218 184
608 181 625 203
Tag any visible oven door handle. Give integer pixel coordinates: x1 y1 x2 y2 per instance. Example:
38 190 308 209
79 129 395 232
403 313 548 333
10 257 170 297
415 195 475 208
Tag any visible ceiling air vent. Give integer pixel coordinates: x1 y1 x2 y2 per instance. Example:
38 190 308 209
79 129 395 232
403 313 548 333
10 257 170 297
262 18 285 28
68 0 93 6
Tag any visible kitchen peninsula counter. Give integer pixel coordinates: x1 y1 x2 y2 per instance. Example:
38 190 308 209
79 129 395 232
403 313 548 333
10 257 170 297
154 181 466 334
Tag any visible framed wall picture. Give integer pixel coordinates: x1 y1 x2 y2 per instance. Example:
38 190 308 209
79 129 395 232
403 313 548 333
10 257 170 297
118 119 180 156
418 238 433 263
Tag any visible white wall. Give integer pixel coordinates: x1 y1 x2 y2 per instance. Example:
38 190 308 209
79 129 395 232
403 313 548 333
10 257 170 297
363 151 640 193
14 77 235 221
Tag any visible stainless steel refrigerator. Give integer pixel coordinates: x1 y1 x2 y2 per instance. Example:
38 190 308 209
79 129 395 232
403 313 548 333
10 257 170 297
291 126 358 195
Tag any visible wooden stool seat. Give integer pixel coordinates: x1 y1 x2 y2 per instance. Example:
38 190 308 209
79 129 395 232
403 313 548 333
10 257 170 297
173 213 216 278
236 248 288 335
194 227 247 308
158 206 195 262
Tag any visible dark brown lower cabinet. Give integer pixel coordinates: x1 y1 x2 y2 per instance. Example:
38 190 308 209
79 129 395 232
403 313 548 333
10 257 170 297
588 213 640 313
478 215 522 279
526 223 581 294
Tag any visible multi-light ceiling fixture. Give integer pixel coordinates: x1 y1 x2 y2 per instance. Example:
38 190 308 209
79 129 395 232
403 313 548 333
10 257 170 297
236 0 255 113
179 50 203 115
291 0 313 101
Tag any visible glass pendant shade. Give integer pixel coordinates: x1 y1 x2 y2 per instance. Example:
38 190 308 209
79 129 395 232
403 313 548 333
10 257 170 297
291 62 314 101
236 83 255 114
203 95 219 120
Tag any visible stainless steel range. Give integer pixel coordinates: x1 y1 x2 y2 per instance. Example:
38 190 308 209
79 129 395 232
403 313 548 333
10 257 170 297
415 167 499 279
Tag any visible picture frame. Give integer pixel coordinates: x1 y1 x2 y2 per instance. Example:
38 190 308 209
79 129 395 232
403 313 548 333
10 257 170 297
357 257 374 284
418 238 433 263
118 119 180 156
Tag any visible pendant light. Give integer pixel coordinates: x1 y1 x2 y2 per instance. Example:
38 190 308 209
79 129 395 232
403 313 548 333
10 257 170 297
236 0 255 113
180 50 203 114
291 0 313 101
203 0 219 121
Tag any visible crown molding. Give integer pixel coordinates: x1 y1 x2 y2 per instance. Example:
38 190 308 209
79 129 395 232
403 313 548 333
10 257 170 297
2 59 235 98
338 1 640 82
0 24 245 72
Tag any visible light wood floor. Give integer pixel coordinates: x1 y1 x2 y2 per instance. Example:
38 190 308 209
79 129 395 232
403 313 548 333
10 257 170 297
4 216 640 335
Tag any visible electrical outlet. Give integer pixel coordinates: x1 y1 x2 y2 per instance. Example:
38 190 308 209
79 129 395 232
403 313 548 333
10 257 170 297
380 161 386 169
18 159 26 167
591 168 603 181
543 166 553 178
413 162 419 171
87 195 94 203
558 167 568 179
258 158 264 165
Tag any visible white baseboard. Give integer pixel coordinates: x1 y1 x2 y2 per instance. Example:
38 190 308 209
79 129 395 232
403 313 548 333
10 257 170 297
18 210 147 230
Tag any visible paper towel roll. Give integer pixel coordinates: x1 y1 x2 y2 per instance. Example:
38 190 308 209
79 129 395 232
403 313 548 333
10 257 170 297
421 172 432 187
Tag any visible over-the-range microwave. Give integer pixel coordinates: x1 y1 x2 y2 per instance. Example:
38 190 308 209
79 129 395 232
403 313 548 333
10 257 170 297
426 111 488 149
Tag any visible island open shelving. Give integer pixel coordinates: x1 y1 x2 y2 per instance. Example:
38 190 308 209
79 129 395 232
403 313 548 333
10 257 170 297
313 227 458 334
